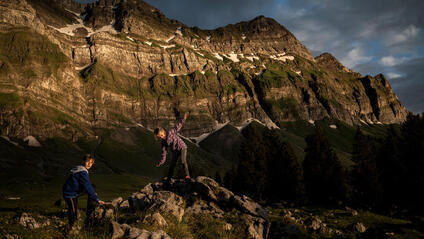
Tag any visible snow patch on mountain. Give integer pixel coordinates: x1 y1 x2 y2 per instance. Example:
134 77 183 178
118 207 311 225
270 53 295 62
213 53 223 61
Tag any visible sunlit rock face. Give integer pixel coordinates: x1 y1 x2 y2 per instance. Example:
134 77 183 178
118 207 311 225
0 0 408 140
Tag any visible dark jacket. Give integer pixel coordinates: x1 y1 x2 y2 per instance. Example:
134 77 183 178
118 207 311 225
62 165 99 202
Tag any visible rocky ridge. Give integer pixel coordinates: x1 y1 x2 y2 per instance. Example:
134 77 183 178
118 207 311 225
0 0 409 140
91 176 270 239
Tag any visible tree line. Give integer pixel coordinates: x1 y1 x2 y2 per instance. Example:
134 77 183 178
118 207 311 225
220 113 424 215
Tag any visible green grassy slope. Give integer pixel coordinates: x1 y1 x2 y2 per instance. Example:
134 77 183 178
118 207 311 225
0 126 226 213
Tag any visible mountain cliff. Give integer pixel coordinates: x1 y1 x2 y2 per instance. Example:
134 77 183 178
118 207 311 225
0 0 408 140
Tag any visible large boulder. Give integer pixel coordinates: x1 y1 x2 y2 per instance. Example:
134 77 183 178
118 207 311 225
103 177 269 239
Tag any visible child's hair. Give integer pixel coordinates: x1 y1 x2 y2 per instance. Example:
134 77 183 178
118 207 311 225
154 127 165 136
83 154 95 162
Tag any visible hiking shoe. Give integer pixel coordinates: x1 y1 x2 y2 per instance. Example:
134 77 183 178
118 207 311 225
185 175 191 180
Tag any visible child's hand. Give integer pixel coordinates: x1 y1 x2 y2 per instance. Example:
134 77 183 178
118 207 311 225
183 112 188 120
98 200 105 205
156 162 164 167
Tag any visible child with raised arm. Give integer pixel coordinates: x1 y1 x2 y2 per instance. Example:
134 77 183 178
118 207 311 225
62 154 105 230
154 112 190 180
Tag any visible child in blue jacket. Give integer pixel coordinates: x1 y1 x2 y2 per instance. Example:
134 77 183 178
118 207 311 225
62 154 104 228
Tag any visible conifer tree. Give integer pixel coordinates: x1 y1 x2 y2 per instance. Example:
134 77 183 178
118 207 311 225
375 125 405 210
400 113 424 212
233 124 268 200
351 128 382 208
303 125 347 205
263 128 304 203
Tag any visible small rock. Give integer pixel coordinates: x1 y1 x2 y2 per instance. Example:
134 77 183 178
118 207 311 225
280 209 292 217
104 208 114 219
17 213 41 229
143 212 167 227
111 197 123 208
92 205 114 221
119 200 130 212
320 227 333 235
125 225 171 239
353 222 366 233
224 223 232 231
334 229 343 236
140 183 154 195
23 136 41 147
2 234 21 239
305 217 322 231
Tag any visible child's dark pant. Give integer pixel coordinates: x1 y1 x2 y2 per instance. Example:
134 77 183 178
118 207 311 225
167 148 190 179
64 195 97 227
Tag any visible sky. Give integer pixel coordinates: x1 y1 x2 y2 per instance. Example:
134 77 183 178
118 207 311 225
78 0 424 113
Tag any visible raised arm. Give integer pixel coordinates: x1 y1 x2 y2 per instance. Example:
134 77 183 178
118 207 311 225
174 113 188 132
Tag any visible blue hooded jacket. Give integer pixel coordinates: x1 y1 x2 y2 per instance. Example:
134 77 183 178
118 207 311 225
62 165 99 202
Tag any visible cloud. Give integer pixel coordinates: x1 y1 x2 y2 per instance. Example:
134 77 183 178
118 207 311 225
341 47 373 68
380 56 397 67
389 25 420 45
386 72 402 79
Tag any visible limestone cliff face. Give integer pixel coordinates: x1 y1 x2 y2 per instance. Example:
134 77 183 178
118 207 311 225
0 0 408 140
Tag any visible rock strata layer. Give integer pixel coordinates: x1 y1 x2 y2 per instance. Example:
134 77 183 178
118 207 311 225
0 0 408 140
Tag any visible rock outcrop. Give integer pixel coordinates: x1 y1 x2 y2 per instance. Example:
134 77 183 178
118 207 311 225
0 0 409 140
93 176 270 239
16 213 50 229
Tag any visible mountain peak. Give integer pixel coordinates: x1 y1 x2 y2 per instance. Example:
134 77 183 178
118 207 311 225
315 53 351 73
232 15 292 35
249 15 279 25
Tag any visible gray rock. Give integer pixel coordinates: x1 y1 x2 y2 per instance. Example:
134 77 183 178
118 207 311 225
353 222 366 233
247 215 270 239
17 213 48 229
141 183 154 195
111 197 123 208
233 195 269 221
92 205 114 221
305 217 322 231
107 177 269 239
224 223 232 231
111 221 124 239
119 200 130 212
124 225 172 239
2 234 21 239
149 191 185 221
143 212 167 227
129 192 150 211
184 200 224 218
